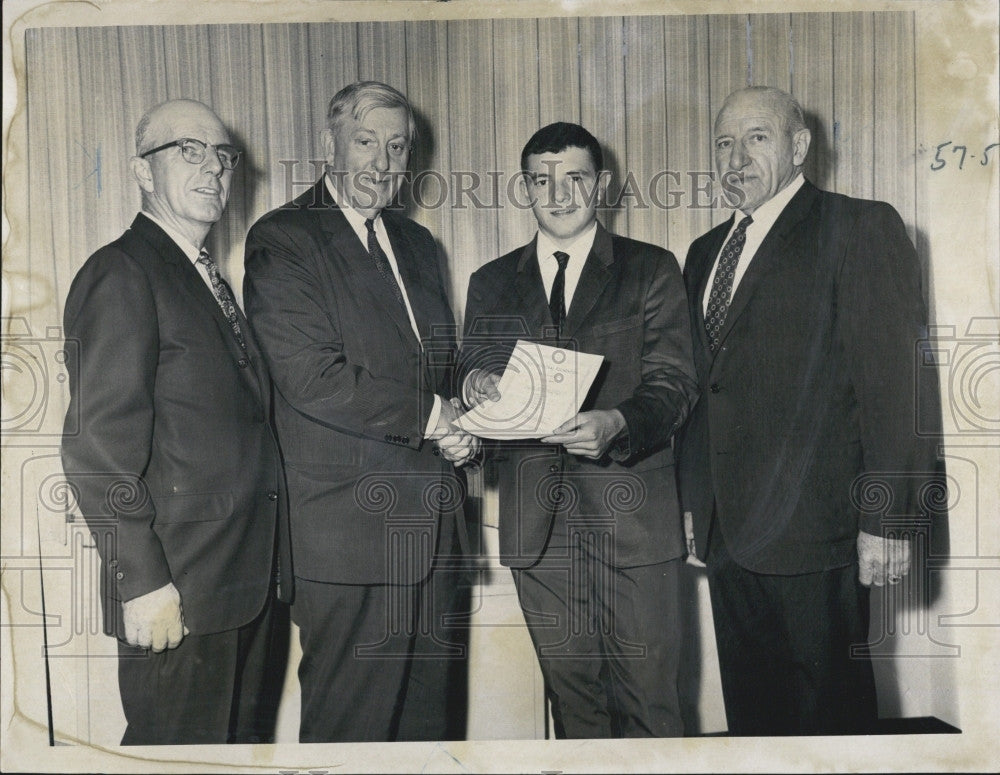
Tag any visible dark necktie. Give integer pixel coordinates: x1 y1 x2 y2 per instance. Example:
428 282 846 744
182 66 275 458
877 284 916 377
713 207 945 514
197 249 246 350
549 250 570 333
365 218 406 309
704 215 753 353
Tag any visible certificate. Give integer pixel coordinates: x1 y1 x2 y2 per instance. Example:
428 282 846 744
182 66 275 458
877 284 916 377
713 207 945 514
456 340 604 439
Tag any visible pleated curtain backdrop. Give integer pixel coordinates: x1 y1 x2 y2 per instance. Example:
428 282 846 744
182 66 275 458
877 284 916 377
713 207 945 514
24 13 917 339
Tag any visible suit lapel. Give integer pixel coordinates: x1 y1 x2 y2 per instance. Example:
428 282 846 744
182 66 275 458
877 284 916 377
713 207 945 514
514 238 555 336
562 224 614 340
383 213 438 390
383 213 430 342
233 303 270 402
311 185 420 353
714 181 821 351
131 214 266 403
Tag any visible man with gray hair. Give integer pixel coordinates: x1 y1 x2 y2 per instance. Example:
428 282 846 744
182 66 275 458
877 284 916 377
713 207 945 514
677 86 943 734
244 81 475 742
61 99 288 744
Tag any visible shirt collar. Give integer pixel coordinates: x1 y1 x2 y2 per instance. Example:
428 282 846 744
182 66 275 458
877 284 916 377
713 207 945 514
536 221 599 265
325 173 380 236
142 212 203 263
735 172 805 232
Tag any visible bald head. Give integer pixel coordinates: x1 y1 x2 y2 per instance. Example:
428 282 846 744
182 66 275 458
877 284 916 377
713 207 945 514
715 86 807 136
130 99 235 248
135 99 229 155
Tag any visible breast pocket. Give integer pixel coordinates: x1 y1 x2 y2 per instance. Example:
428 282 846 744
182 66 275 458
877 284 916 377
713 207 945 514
154 491 233 524
588 313 643 339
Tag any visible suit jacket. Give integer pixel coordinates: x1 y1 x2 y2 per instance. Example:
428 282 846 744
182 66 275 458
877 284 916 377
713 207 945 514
243 179 461 586
61 214 284 639
677 181 944 575
462 223 698 569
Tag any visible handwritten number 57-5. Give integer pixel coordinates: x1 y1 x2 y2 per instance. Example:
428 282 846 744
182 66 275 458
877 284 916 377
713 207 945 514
931 141 999 170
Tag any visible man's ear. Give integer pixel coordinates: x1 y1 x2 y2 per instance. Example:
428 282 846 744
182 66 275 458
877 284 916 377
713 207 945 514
596 169 612 203
792 128 811 167
321 128 336 166
130 156 155 193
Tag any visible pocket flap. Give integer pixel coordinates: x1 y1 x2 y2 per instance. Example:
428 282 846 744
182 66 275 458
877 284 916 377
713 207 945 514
154 491 233 524
588 314 643 338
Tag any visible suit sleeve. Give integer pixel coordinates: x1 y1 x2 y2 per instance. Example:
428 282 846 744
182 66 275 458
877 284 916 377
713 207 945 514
244 217 431 446
837 202 943 536
60 249 172 603
613 251 700 458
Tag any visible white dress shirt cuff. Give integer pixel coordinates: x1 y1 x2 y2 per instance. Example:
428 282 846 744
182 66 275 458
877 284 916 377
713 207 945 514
424 394 443 437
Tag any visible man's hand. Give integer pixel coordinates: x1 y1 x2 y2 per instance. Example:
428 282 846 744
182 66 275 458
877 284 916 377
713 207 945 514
463 368 501 407
122 581 189 651
857 531 911 587
540 409 626 459
429 397 480 466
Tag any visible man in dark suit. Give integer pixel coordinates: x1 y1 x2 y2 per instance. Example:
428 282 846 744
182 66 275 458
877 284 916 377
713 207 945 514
61 99 288 745
243 81 476 743
461 122 698 738
677 86 944 735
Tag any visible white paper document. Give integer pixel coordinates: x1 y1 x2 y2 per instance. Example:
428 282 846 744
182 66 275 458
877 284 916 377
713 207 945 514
456 340 604 440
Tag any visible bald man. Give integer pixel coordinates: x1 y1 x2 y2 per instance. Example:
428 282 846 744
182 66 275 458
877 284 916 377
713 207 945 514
61 99 288 745
677 87 943 735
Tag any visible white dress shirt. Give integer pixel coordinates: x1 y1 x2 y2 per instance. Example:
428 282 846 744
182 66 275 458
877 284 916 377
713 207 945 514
324 175 442 435
144 212 225 302
702 174 806 314
536 222 599 313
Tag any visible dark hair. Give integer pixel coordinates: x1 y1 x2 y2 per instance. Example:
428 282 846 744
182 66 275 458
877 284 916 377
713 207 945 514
520 122 603 173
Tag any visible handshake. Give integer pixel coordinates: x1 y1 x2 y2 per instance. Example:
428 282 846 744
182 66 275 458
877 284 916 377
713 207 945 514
425 370 502 466
426 394 482 466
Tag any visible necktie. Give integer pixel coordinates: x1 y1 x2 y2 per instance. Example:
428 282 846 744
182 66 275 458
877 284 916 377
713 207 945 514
704 215 753 353
549 250 570 333
365 218 406 309
197 249 246 350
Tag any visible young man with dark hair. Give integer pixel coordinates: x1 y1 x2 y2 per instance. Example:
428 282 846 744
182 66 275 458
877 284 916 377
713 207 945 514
461 122 698 738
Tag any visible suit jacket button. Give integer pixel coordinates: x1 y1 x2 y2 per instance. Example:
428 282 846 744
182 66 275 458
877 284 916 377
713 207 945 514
237 358 249 368
402 436 410 444
108 559 118 568
115 572 124 580
385 434 392 441
710 383 721 393
267 491 279 501
549 464 560 473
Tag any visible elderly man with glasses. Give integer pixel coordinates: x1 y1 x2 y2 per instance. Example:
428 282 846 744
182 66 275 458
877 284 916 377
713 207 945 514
61 99 289 745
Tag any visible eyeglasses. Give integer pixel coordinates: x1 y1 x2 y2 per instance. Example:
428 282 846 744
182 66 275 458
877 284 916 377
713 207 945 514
140 137 241 170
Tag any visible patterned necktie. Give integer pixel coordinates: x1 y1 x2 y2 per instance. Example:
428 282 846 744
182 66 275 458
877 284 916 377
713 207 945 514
365 218 406 309
197 249 246 350
704 215 753 353
549 250 570 333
